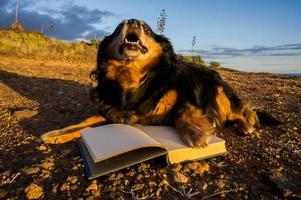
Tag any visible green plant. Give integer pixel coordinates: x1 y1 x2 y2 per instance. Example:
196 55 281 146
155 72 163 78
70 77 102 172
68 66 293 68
210 61 221 68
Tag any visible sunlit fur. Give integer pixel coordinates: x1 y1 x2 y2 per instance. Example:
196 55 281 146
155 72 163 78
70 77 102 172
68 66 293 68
90 19 278 147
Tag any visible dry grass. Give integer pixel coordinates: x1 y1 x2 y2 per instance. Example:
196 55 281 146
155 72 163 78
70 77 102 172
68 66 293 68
0 29 97 61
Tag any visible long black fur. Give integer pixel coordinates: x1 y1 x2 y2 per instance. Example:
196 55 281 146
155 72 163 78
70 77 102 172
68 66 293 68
90 20 245 125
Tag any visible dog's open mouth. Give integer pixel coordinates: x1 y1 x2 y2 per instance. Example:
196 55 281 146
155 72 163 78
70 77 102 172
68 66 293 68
119 32 148 55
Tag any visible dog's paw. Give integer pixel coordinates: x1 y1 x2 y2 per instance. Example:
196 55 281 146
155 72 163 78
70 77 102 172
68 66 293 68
180 124 213 148
124 113 140 124
236 124 255 135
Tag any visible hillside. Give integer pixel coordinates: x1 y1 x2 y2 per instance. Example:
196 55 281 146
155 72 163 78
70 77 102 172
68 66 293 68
0 29 97 61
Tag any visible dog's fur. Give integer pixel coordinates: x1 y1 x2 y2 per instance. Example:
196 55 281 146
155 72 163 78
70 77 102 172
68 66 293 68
42 19 279 147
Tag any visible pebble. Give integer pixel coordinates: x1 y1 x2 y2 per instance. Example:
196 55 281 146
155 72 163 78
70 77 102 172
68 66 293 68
85 182 98 192
173 172 188 184
59 183 70 192
22 167 40 175
67 176 78 184
14 109 38 119
0 189 7 198
52 184 59 193
24 183 44 199
38 158 55 170
70 185 78 190
36 145 47 151
216 179 226 189
184 162 210 174
172 163 182 172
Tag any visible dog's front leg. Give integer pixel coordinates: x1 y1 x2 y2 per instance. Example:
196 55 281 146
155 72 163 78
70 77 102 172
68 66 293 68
41 115 107 144
96 101 140 124
175 104 213 147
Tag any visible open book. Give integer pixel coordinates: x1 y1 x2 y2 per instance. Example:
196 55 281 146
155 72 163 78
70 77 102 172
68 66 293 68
79 124 226 179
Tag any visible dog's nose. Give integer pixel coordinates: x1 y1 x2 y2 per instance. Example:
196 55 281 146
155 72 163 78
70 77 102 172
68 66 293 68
127 19 142 28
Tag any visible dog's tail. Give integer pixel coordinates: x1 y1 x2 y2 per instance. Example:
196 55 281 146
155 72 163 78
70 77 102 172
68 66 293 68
256 110 281 126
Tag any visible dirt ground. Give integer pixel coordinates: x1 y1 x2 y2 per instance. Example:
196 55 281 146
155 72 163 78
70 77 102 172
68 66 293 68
0 56 300 199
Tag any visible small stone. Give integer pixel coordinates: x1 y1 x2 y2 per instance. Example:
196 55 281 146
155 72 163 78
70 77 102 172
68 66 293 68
184 162 210 174
15 109 38 119
67 176 78 184
136 174 143 181
195 163 210 174
70 185 78 190
59 183 70 192
172 164 182 172
133 183 144 190
216 180 225 189
202 182 208 190
173 172 188 184
52 184 59 193
40 170 50 179
25 183 44 199
38 159 55 170
93 191 101 197
85 182 98 192
0 189 7 198
22 167 40 175
37 145 47 151
156 188 162 198
85 196 95 200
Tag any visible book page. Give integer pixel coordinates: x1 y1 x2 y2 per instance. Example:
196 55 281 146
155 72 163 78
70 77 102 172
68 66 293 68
135 125 226 164
134 125 189 150
79 140 167 179
80 124 164 162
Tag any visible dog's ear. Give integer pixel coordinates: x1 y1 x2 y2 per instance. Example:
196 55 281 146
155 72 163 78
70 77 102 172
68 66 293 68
96 36 111 65
155 34 178 65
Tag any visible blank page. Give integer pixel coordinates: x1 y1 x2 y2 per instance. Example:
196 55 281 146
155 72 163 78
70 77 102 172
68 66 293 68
81 124 163 162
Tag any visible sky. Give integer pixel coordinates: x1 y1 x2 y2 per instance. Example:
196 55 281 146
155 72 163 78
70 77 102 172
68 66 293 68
0 0 301 73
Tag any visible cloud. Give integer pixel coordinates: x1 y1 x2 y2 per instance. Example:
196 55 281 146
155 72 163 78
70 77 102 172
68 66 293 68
179 43 301 57
0 0 114 40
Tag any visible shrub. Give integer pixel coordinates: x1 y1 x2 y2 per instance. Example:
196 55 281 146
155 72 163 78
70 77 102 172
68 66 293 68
210 61 221 68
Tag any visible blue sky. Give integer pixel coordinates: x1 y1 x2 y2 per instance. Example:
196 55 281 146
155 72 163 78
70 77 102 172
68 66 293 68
1 0 301 73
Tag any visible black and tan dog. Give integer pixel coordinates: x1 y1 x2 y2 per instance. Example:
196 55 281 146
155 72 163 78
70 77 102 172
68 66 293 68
42 19 278 147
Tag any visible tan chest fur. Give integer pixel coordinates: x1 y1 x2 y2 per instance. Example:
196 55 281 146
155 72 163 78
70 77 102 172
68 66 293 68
106 63 145 90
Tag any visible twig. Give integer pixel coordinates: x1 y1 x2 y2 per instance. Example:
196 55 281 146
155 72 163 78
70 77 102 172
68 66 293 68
165 182 200 199
9 172 21 184
201 188 239 200
121 185 149 200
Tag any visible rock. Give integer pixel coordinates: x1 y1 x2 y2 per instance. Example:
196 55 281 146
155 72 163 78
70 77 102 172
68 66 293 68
36 145 47 151
67 176 78 184
172 163 182 172
59 183 70 192
52 184 59 193
216 179 226 189
14 109 38 119
85 182 98 192
173 172 188 184
38 158 55 170
22 167 40 175
25 183 44 199
70 185 78 190
40 170 51 179
184 162 210 174
0 189 7 198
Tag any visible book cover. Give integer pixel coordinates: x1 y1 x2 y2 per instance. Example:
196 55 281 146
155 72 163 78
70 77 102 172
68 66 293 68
79 124 226 179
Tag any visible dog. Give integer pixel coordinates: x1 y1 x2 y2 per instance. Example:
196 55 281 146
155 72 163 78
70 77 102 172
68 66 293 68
42 19 279 147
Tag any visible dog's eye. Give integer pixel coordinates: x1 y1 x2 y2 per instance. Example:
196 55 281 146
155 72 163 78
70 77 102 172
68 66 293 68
143 26 151 33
